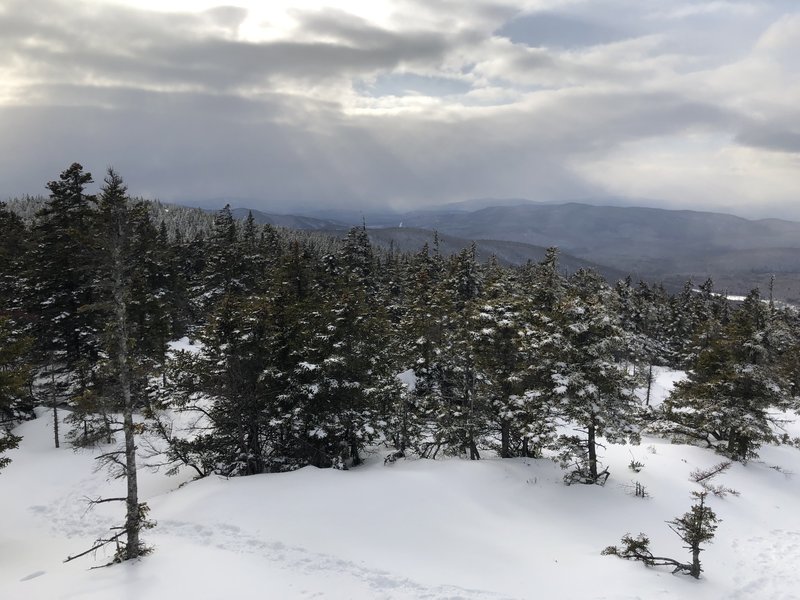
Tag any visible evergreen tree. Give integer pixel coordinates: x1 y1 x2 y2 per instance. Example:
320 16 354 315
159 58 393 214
31 163 101 422
200 205 242 312
171 294 278 475
398 243 445 457
604 491 719 579
658 288 793 460
474 260 540 458
549 270 641 483
0 316 32 471
293 231 399 468
0 202 32 322
64 169 154 562
422 246 484 460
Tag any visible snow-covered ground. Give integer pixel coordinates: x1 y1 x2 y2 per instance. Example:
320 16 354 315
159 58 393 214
2 370 800 600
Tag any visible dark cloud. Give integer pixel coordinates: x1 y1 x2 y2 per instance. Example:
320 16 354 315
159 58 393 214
496 12 631 48
737 125 800 154
2 0 454 94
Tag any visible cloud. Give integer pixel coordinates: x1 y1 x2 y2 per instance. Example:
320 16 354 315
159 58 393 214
496 11 631 48
737 124 800 154
1 0 799 219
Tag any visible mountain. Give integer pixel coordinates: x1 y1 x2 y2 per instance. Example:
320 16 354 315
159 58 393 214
14 194 794 301
371 228 627 279
321 226 627 281
388 202 800 301
219 200 800 302
398 203 800 260
229 208 347 231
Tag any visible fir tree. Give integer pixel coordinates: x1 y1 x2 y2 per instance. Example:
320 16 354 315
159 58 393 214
0 316 32 471
550 270 641 483
31 163 101 424
658 288 793 459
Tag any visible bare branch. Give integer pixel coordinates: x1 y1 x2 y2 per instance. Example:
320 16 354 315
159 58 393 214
64 531 124 563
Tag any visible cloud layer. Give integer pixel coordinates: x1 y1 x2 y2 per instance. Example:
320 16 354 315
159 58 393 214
2 0 799 218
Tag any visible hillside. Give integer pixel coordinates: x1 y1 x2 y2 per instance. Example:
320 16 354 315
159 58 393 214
328 226 628 281
386 202 800 300
229 207 346 231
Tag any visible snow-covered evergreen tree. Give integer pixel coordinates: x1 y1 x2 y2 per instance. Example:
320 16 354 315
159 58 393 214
0 316 32 471
31 164 101 418
658 288 794 460
549 269 642 483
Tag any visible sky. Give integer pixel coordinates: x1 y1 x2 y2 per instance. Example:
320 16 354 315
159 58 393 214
1 0 799 218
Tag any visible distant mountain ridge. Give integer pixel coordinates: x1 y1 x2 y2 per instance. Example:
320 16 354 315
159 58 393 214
301 201 800 304
228 208 347 231
320 226 627 283
9 194 800 303
211 199 800 303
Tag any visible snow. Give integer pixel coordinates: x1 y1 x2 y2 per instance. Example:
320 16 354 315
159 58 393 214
2 369 800 599
635 366 686 407
167 337 202 355
397 368 417 392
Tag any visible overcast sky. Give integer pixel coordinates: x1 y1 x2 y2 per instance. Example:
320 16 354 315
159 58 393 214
2 0 799 218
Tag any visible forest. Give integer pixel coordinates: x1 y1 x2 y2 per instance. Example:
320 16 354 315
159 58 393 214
1 163 799 567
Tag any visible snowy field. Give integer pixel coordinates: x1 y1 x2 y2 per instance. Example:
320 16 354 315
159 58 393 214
2 368 800 600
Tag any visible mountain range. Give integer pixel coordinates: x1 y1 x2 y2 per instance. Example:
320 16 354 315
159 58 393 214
231 201 800 304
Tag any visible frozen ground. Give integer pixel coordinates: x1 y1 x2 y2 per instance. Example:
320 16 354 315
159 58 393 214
2 369 800 600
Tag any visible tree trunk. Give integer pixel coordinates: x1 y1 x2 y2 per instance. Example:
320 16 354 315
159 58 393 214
500 419 511 458
111 197 140 561
51 365 60 449
399 396 408 454
350 437 361 467
247 420 262 475
690 544 702 579
469 439 481 461
587 422 598 481
645 363 654 406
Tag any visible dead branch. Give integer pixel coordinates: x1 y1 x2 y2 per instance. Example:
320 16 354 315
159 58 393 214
64 531 124 564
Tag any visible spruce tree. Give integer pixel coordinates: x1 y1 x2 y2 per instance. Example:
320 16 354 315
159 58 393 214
658 288 793 459
294 229 399 468
550 269 641 483
474 260 532 457
0 316 32 471
31 163 100 425
96 169 151 560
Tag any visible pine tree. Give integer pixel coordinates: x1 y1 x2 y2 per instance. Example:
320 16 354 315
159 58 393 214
0 316 32 471
96 169 151 560
0 202 32 322
398 243 445 457
423 246 484 460
658 288 793 459
200 205 242 311
64 169 155 564
293 231 399 468
550 269 641 483
31 163 101 427
604 491 719 579
176 294 277 476
474 261 534 457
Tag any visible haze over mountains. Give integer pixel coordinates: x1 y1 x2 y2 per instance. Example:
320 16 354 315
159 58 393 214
233 199 800 304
